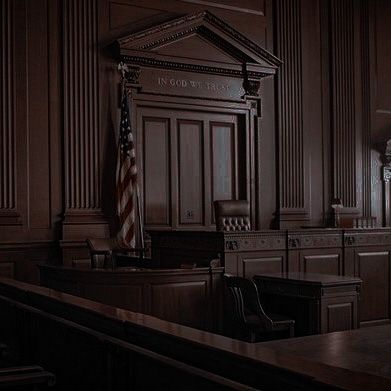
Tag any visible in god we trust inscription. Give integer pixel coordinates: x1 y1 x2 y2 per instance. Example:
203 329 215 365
158 77 230 92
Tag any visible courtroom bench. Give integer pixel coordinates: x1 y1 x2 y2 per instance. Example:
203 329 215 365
1 277 391 390
254 272 362 336
149 228 391 327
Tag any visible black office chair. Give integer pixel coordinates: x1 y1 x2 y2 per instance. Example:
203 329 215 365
224 274 295 342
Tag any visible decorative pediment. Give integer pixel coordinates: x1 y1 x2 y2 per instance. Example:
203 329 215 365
112 11 281 82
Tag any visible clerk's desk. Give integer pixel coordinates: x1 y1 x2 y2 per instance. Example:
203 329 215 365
149 227 391 327
254 272 362 336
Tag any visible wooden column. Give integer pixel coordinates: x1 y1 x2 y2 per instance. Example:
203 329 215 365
0 0 19 225
275 0 309 228
329 0 361 217
361 0 372 218
62 0 108 261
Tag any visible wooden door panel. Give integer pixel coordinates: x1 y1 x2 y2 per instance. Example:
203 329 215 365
357 251 390 322
301 253 341 275
139 107 245 230
143 117 171 227
177 120 204 226
240 254 285 278
210 122 236 223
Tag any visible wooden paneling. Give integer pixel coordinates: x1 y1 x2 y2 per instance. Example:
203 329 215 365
329 0 361 213
139 108 243 231
61 0 109 250
372 0 391 142
63 0 100 211
210 122 236 204
325 302 353 332
178 120 204 226
241 255 284 278
143 118 171 227
1 0 390 279
178 0 265 15
84 284 144 313
357 250 390 323
275 0 308 227
150 281 207 329
40 265 223 332
0 0 16 220
301 253 341 275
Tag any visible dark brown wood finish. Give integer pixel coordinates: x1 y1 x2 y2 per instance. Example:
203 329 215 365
150 227 391 325
254 272 362 336
0 0 390 279
343 228 391 326
39 264 224 332
2 277 391 390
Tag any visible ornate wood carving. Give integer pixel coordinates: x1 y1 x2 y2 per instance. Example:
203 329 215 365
382 140 391 226
330 0 359 212
275 0 308 227
114 10 281 95
288 230 342 249
0 0 19 225
62 0 107 237
223 231 286 252
344 229 391 247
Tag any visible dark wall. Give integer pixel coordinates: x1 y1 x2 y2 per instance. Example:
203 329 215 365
0 0 390 279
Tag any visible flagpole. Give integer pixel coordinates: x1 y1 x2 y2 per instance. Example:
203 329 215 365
136 184 145 260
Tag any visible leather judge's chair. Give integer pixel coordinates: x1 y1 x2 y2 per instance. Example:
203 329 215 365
224 274 295 342
214 200 251 231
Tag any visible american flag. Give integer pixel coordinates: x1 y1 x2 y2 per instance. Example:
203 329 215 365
116 87 137 248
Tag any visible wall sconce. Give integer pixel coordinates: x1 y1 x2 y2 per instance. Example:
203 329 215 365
331 198 343 228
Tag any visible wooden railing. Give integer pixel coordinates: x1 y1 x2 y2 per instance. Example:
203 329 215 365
0 277 390 390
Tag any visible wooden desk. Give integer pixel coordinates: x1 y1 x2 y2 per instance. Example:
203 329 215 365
254 272 362 336
149 228 391 327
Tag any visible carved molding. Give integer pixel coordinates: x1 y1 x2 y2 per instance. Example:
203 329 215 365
0 0 19 224
344 231 391 247
223 232 286 252
63 0 101 213
275 0 307 225
243 79 261 97
116 11 280 84
117 11 280 68
330 0 358 209
288 232 342 249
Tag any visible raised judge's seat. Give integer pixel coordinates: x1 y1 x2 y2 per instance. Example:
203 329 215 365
213 200 251 231
224 274 295 342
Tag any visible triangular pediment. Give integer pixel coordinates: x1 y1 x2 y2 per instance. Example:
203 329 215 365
150 34 242 65
113 11 281 78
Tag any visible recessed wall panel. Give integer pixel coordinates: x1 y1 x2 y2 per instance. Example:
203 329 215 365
358 251 390 322
178 120 204 225
143 118 170 226
211 122 235 204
